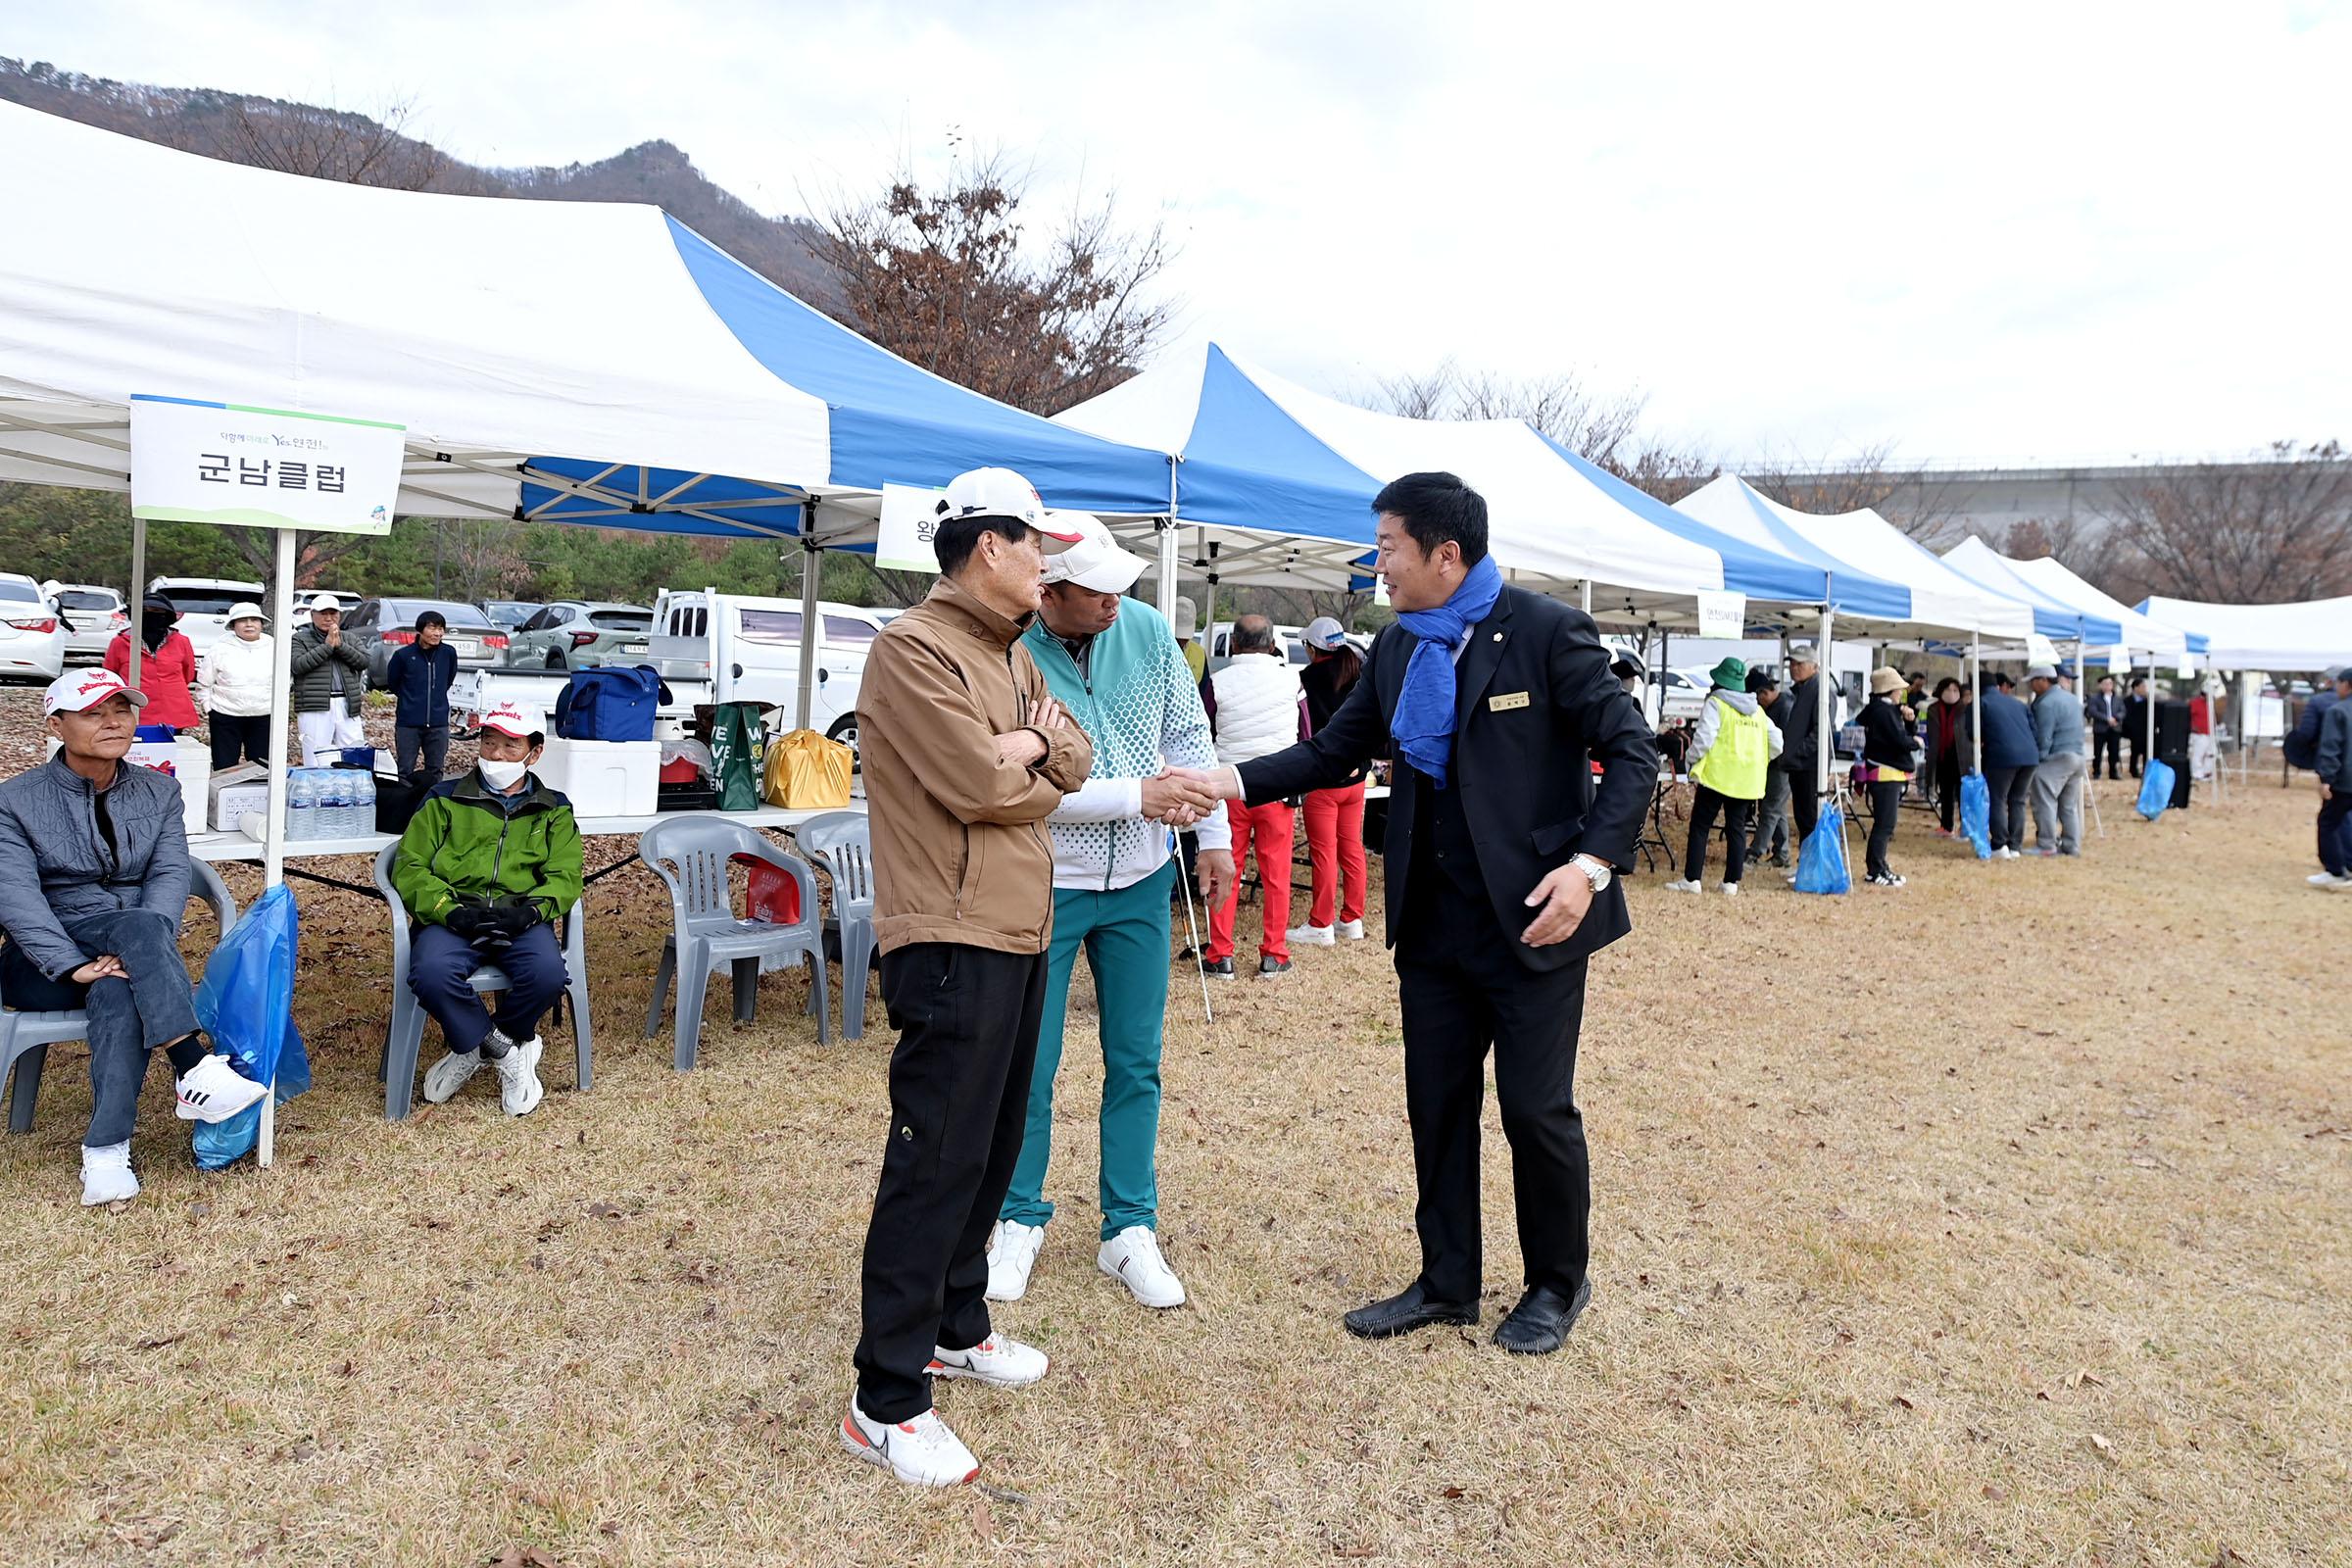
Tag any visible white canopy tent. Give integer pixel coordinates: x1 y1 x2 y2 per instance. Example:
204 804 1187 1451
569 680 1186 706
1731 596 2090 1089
2135 595 2352 672
2002 556 2194 662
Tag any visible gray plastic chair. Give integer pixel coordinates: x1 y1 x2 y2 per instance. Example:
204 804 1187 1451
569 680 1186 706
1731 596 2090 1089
798 809 877 1040
2 859 237 1134
373 843 594 1122
639 816 828 1068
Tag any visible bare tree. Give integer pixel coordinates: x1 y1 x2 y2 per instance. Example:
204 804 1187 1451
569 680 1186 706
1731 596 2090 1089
179 94 472 192
817 152 1178 416
1744 443 1970 544
1997 514 2148 603
2106 441 2352 603
1364 360 1714 500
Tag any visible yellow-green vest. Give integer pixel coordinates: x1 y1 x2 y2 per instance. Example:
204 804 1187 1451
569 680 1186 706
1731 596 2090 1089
1691 693 1770 799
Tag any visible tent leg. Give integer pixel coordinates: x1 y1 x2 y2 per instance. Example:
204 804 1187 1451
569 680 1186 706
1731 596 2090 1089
1970 631 1982 775
259 523 297 1172
795 506 819 733
126 511 147 690
1157 464 1180 623
1817 605 1835 802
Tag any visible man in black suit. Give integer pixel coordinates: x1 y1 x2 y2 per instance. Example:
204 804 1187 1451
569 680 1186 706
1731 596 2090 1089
1174 472 1654 1353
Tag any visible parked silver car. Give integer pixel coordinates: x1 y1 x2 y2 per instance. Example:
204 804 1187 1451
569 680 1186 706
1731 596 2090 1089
503 600 655 671
348 597 513 685
42 581 125 662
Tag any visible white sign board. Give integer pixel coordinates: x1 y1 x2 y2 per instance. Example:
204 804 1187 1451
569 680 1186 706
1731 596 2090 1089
1694 589 1746 638
130 395 404 535
876 483 948 574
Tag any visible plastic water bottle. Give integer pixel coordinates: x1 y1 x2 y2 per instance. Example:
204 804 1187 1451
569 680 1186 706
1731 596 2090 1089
330 771 360 838
352 770 378 835
287 771 318 841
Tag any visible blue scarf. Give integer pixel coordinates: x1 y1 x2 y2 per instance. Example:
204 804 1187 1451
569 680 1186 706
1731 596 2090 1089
1392 554 1503 789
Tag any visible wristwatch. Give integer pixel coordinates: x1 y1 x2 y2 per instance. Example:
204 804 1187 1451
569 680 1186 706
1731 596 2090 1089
1570 854 1614 894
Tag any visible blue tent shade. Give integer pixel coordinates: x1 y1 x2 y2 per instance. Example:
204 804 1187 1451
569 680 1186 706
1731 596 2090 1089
1939 539 2124 645
1681 477 1916 621
1167 346 1384 545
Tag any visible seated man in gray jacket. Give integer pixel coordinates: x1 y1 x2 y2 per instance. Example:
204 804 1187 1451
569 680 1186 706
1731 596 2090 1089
0 669 266 1205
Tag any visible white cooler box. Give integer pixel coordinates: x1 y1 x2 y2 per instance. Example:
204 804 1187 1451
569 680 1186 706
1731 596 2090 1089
45 735 211 836
536 738 659 816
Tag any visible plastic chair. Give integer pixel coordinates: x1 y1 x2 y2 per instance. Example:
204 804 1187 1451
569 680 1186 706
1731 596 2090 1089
373 843 594 1122
639 816 828 1068
798 809 876 1040
3 860 237 1133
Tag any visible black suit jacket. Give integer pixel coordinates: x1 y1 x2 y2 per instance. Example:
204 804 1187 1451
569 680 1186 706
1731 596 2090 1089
1236 587 1656 972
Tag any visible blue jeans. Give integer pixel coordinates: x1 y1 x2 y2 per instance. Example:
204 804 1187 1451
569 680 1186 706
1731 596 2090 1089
1 907 201 1148
407 920 566 1053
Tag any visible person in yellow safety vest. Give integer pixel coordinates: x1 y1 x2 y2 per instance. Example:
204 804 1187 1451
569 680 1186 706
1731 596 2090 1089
1666 656 1784 896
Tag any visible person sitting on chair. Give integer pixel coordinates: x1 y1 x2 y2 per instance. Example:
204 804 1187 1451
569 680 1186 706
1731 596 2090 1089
0 669 267 1205
390 701 581 1116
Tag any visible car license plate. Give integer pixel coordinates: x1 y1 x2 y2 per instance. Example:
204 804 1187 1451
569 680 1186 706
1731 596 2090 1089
451 640 478 658
620 641 649 655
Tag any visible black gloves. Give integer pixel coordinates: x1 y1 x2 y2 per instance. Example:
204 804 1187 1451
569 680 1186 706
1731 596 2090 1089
489 903 542 940
444 904 501 945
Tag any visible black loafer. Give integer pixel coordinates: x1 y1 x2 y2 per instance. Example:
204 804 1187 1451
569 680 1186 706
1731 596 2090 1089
1493 1278 1593 1354
1343 1281 1478 1340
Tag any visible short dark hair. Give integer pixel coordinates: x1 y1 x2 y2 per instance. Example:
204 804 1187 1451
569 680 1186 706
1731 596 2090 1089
933 515 1031 578
2131 675 2148 688
1992 671 2015 689
2098 673 2115 684
1933 676 1959 699
415 610 446 631
1745 667 1778 695
1372 471 1488 567
1230 614 1277 655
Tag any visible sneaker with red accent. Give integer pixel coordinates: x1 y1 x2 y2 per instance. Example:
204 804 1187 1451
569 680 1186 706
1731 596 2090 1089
928 1334 1049 1389
840 1399 978 1488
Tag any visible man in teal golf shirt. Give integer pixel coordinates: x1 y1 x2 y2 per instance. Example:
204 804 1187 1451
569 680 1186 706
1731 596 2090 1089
987 515 1235 1309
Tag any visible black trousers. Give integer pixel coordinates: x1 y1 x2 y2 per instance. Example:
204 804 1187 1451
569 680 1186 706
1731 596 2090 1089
853 942 1047 1423
1683 784 1752 885
1987 765 2032 853
1936 751 1963 831
1789 770 1821 845
2128 733 2146 777
1395 881 1590 1304
1866 780 1902 878
209 713 270 770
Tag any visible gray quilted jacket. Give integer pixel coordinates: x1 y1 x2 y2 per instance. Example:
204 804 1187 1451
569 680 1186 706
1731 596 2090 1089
289 626 369 713
0 756 191 981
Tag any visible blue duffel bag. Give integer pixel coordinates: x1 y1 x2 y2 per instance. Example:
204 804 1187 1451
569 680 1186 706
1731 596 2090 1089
554 664 665 742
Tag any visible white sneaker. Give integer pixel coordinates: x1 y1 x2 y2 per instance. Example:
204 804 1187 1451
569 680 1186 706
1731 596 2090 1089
1868 872 1908 888
1663 879 1702 894
1719 881 1740 897
1336 918 1366 941
840 1399 978 1488
420 1049 482 1103
80 1140 138 1206
1099 1225 1187 1308
929 1333 1050 1388
1286 923 1336 947
2306 871 2352 889
986 1219 1045 1302
493 1035 545 1116
173 1054 268 1123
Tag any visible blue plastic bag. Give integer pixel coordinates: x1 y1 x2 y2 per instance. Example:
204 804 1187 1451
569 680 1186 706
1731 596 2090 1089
190 885 311 1170
1792 805 1852 895
2135 759 2176 821
1959 772 1991 858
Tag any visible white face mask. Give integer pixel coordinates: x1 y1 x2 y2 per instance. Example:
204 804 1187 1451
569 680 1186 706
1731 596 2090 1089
478 757 527 791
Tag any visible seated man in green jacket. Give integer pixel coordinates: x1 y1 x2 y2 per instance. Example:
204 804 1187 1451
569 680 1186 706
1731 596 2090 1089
390 701 582 1115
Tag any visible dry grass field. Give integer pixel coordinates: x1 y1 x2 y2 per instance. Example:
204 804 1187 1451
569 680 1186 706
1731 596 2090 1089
0 740 2342 1564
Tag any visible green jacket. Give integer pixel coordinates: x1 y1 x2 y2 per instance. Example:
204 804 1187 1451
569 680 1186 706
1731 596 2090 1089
391 769 583 926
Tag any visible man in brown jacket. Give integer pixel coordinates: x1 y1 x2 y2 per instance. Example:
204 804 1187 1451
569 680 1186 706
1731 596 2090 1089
842 466 1096 1488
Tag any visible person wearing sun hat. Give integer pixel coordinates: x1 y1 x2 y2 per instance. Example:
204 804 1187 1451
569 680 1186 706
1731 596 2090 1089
195 601 276 769
0 669 270 1205
390 699 581 1119
1666 655 1781 896
1858 665 1918 885
844 466 1095 1489
987 513 1232 1315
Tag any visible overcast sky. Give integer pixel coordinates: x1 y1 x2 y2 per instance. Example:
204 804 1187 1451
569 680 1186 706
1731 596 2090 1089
12 0 2348 466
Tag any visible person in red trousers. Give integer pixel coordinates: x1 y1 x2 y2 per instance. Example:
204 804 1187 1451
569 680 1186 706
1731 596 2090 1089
1289 617 1368 947
1200 615 1306 978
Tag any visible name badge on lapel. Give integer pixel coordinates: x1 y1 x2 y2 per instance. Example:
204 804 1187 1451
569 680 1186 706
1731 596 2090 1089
1488 691 1531 711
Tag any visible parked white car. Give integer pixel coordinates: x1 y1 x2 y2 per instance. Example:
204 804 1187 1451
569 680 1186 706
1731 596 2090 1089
39 580 125 662
0 573 68 683
148 576 266 659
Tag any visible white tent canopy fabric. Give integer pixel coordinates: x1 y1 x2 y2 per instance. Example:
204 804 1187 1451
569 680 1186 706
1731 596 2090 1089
2136 595 2352 671
1999 555 2197 662
1940 537 2125 646
1769 501 2034 640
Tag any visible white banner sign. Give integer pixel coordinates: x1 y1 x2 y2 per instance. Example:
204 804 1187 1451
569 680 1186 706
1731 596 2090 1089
130 395 404 535
2026 632 2062 668
876 482 948 574
1694 589 1746 639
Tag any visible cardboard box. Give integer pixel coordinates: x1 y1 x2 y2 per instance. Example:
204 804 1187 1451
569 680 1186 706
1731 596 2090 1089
210 762 270 834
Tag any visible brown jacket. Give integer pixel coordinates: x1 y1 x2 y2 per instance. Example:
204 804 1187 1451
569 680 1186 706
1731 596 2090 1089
860 575 1094 956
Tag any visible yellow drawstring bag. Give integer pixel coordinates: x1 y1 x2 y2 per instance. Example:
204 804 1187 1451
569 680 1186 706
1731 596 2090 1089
762 727 854 808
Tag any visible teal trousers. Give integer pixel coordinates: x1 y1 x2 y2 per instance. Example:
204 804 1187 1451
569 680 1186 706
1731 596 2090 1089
1001 858 1174 1239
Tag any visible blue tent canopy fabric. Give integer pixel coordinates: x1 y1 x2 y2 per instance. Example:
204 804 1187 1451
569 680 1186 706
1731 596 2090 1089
1672 475 1914 621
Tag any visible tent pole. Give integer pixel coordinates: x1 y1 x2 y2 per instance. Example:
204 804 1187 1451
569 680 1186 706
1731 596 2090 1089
126 511 147 689
1579 578 1592 613
257 523 297 1170
794 501 819 733
1970 629 1983 774
1817 603 1835 802
1157 460 1180 623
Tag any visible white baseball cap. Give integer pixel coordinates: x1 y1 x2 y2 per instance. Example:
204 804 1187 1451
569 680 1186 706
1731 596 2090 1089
475 701 541 740
45 666 147 716
1171 596 1199 636
1302 616 1348 651
306 593 343 613
1039 513 1148 593
935 466 1084 554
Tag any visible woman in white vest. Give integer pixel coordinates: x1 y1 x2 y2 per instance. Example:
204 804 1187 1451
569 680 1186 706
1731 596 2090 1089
1667 655 1782 896
1201 615 1306 976
195 602 276 770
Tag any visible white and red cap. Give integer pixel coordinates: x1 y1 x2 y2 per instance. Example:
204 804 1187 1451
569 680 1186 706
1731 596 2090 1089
1039 513 1148 593
475 701 542 740
1302 616 1348 651
45 666 147 716
935 466 1084 554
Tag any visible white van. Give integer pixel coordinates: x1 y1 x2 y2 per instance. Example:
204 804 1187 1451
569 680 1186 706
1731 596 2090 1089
149 576 266 659
647 590 876 749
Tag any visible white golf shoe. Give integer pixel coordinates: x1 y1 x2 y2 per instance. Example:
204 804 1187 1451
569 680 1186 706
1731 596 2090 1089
986 1219 1045 1302
1336 918 1366 940
1286 922 1336 947
80 1140 137 1206
1099 1225 1187 1308
928 1333 1050 1388
420 1049 482 1104
173 1054 268 1123
493 1035 545 1116
841 1399 979 1487
1719 882 1740 897
1662 878 1702 894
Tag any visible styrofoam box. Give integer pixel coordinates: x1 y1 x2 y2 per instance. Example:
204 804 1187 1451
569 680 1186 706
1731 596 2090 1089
536 738 660 816
171 739 211 838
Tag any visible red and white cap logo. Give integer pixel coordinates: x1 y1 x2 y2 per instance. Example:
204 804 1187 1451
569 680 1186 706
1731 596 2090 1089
936 466 1085 554
475 701 540 740
44 666 148 716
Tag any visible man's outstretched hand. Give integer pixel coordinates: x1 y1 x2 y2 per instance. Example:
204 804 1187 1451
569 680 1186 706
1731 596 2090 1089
1143 769 1224 825
1161 764 1243 804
